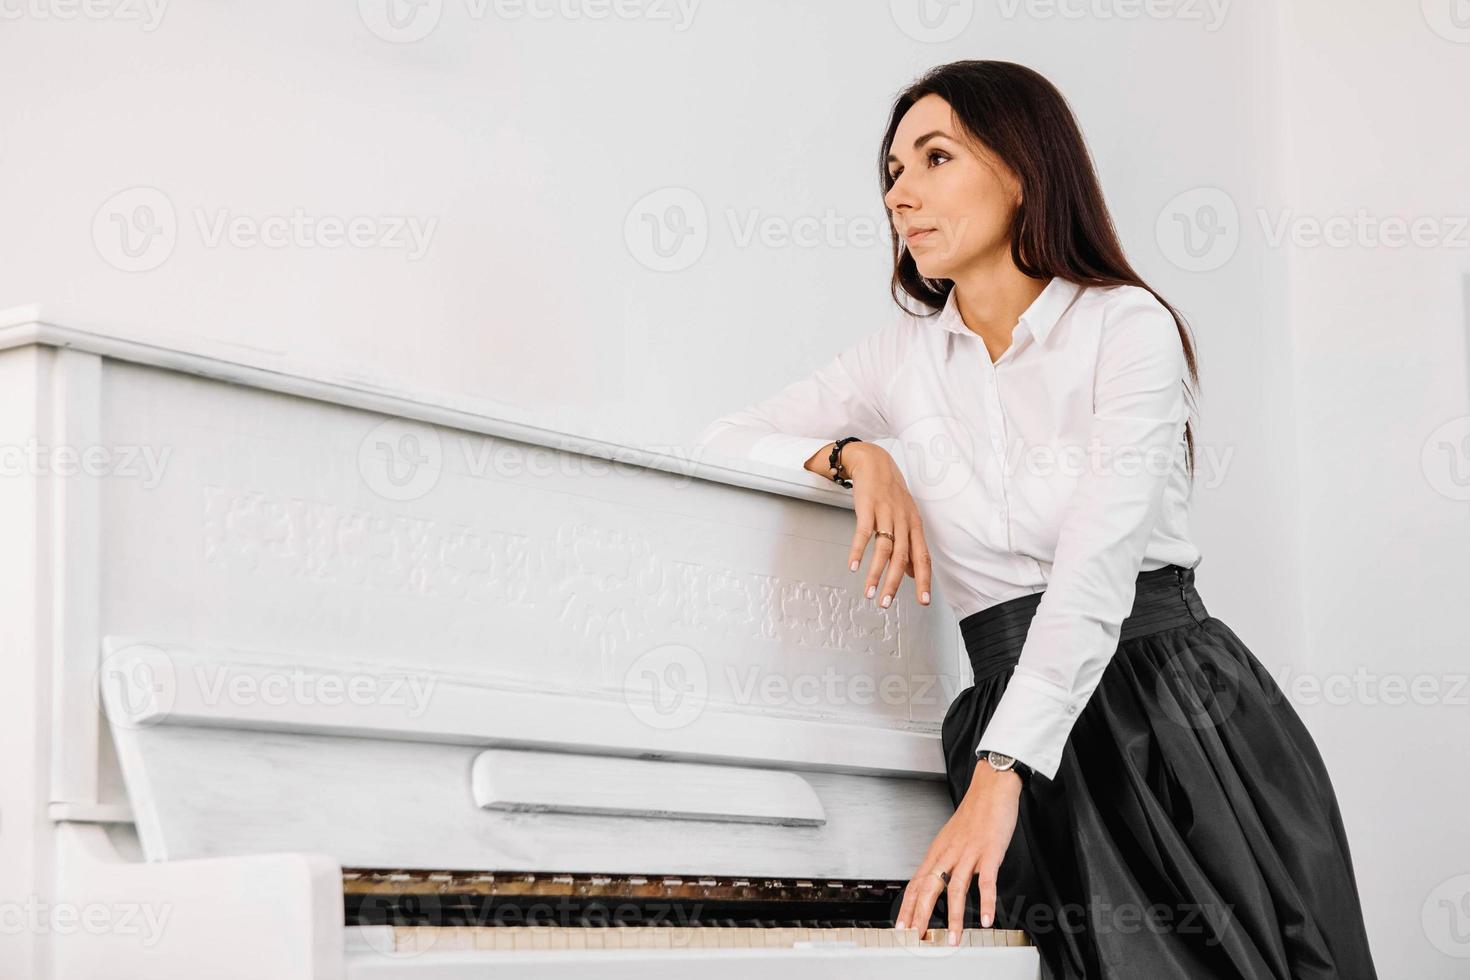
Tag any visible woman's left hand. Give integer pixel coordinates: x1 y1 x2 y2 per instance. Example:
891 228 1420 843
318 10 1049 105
894 765 1023 945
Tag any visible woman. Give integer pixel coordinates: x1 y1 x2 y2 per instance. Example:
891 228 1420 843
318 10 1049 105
694 61 1378 978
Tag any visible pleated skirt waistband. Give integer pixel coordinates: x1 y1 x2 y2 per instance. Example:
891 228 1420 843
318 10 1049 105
958 563 1210 683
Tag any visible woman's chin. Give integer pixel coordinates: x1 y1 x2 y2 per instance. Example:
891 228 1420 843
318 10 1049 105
913 259 952 281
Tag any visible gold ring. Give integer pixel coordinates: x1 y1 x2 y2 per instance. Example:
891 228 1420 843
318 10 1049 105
929 868 951 886
875 530 895 542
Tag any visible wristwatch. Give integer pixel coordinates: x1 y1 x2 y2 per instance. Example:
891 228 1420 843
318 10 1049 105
979 749 1034 784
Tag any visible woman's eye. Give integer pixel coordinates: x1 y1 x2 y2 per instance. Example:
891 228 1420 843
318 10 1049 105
888 150 949 182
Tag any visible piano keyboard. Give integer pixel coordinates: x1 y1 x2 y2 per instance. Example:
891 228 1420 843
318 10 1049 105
376 924 1033 953
343 868 1034 961
344 868 1028 933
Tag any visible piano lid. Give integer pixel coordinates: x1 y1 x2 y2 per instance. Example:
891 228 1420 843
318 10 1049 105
0 305 857 505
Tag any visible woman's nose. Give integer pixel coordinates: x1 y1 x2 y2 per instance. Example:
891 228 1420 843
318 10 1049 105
884 177 916 213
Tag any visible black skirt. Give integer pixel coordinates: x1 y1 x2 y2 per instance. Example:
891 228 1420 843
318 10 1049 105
940 563 1380 980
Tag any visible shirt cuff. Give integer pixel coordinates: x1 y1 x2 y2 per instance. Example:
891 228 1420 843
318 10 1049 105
693 427 844 491
746 433 837 473
972 671 1081 782
740 433 849 490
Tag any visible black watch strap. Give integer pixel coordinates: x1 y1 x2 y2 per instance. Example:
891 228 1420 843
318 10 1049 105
979 748 1034 784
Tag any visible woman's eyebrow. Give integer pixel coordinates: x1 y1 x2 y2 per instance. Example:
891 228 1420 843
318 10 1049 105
886 130 953 165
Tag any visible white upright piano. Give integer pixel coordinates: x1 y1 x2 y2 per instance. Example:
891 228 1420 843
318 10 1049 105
0 306 1040 979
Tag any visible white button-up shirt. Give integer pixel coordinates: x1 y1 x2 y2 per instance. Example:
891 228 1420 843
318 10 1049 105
693 275 1202 781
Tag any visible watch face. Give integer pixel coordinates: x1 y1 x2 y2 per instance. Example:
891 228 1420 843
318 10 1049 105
988 751 1016 769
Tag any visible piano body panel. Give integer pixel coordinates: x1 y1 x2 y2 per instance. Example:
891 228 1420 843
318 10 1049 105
105 720 954 878
0 343 55 980
91 358 967 731
97 637 947 780
52 822 345 980
0 317 1031 978
342 946 1044 980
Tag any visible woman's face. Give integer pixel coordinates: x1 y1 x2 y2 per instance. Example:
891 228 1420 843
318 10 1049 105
884 93 1021 279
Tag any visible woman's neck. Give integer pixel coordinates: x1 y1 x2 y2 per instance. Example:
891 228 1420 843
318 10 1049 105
950 266 1052 362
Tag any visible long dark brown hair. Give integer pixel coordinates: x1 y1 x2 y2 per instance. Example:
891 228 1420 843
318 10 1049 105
879 59 1200 483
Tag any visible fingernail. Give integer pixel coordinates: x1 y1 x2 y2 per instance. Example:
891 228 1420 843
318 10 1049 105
850 560 859 572
894 919 906 930
921 591 930 604
880 594 891 608
948 930 959 946
866 585 875 599
981 912 993 927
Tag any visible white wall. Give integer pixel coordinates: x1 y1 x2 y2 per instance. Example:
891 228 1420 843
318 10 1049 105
0 0 1300 672
1272 1 1470 974
1 0 1462 973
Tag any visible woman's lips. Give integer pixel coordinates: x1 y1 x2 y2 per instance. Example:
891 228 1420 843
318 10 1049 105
907 228 936 243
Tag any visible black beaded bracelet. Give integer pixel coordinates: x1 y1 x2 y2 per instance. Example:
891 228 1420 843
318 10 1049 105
828 436 862 488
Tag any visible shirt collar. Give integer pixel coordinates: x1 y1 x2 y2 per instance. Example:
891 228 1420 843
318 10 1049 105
933 276 1084 349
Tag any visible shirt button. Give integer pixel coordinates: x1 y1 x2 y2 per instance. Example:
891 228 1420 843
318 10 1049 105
1067 704 1079 715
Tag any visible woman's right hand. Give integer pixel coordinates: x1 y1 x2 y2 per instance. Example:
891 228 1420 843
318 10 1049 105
840 443 933 610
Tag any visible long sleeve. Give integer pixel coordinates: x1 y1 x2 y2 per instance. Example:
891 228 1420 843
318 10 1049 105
974 291 1190 782
692 320 909 483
